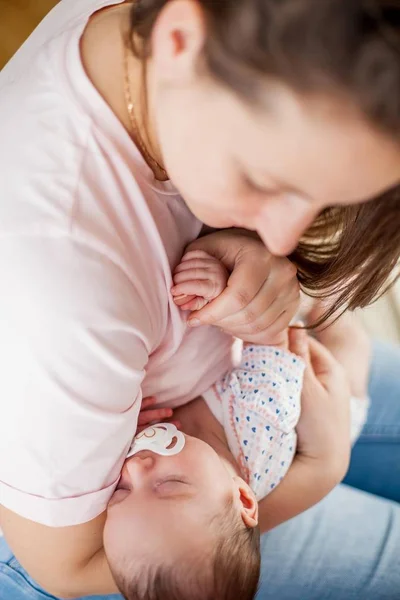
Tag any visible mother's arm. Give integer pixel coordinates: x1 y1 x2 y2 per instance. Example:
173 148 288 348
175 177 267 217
0 236 154 597
0 508 116 598
258 330 352 532
0 406 177 598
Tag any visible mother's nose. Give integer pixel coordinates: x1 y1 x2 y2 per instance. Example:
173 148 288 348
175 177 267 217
257 197 318 256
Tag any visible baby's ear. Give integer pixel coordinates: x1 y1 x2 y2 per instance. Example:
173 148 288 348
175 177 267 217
233 477 258 528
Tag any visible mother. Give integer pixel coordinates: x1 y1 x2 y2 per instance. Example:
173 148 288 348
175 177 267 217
0 0 400 599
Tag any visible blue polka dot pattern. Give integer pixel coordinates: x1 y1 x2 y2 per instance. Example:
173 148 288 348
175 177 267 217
203 343 305 501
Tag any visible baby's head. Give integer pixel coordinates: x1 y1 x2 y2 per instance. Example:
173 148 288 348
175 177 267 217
104 432 260 600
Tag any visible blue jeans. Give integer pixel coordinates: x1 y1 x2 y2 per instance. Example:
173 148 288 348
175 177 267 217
1 340 400 599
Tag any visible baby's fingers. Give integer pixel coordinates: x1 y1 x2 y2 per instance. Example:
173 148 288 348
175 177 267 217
174 253 220 273
180 297 210 311
173 293 197 307
172 278 224 302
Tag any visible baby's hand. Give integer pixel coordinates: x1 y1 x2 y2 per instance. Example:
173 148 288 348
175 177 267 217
171 250 229 312
137 397 180 434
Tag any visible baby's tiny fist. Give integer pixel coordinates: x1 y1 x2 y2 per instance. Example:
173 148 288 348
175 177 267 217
172 250 229 311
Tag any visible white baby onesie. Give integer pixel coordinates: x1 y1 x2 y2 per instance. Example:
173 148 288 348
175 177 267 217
203 344 305 500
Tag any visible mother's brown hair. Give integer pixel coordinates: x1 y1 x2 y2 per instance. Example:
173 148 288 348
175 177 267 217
128 0 400 322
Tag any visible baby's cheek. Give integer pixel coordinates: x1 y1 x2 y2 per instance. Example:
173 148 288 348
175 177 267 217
103 513 119 557
104 502 138 564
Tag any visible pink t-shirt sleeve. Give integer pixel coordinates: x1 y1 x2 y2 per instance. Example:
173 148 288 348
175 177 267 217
0 234 151 527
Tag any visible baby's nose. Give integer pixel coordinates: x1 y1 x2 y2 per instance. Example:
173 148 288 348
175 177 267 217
125 451 156 481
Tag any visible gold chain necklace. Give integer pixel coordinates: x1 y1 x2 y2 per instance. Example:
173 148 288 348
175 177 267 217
124 46 168 179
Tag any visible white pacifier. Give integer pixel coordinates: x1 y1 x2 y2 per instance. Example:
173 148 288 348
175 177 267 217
126 423 186 458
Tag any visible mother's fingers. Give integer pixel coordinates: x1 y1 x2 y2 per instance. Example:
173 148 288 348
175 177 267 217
307 337 342 376
215 275 298 328
248 305 298 345
137 407 173 425
140 397 156 409
212 284 299 345
288 327 309 363
305 336 350 398
191 257 271 325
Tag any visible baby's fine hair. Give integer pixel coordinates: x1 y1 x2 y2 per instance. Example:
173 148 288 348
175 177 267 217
112 504 261 600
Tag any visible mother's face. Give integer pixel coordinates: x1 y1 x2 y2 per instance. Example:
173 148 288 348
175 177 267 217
157 79 400 256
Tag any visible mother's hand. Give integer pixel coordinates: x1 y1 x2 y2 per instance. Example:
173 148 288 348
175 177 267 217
137 397 181 433
179 229 300 345
307 302 372 399
290 328 351 480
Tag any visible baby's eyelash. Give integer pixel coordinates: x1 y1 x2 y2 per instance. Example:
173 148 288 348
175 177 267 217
155 476 188 488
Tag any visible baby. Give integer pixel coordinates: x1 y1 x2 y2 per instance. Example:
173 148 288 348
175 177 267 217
103 250 367 600
103 336 301 600
104 413 262 600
